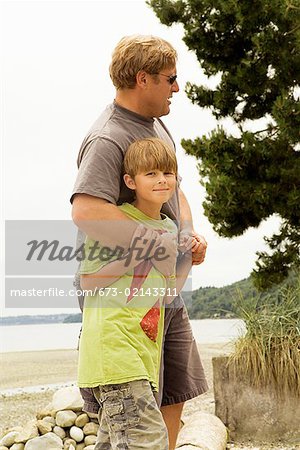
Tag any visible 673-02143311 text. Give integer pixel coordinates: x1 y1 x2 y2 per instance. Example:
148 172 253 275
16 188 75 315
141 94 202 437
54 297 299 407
9 287 179 298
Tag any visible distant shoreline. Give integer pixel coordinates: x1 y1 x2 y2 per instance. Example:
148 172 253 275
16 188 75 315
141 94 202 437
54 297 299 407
0 313 81 326
0 313 237 327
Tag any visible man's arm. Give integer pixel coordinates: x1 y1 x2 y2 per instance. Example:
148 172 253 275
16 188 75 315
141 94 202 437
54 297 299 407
178 188 207 265
72 193 137 249
178 188 193 233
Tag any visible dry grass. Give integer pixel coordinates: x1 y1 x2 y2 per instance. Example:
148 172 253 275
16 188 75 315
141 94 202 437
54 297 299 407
229 281 300 396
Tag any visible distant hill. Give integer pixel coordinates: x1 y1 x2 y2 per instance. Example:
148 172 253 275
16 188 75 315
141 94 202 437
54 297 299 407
1 273 297 325
182 271 298 319
0 313 78 326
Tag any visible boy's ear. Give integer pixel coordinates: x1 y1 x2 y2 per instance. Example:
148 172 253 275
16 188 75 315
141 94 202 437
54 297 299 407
123 174 136 190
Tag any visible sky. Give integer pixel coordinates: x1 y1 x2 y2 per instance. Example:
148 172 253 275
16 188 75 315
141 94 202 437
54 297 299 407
1 0 281 316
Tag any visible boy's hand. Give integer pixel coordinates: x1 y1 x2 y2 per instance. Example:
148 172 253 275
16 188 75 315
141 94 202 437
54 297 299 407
178 230 195 255
151 231 177 277
128 225 177 276
129 225 161 259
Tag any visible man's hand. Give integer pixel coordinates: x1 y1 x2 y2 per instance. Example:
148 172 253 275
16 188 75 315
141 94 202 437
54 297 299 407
191 232 207 265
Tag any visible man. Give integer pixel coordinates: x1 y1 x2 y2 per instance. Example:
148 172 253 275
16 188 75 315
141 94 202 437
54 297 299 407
71 35 208 450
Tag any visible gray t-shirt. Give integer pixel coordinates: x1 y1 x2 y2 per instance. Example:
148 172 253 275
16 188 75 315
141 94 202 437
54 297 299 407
71 102 180 223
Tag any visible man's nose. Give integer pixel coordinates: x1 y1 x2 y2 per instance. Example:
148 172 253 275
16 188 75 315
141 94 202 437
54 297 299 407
172 80 179 93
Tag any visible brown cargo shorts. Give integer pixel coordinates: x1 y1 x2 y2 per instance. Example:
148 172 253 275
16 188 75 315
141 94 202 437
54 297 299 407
160 296 209 406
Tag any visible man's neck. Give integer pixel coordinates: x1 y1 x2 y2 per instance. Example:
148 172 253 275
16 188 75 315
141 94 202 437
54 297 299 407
115 91 153 119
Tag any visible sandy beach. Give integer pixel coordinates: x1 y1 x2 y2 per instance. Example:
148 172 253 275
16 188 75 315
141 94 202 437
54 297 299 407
0 343 297 449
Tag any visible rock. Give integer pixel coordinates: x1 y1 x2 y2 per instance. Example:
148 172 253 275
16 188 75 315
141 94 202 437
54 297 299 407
53 426 66 440
10 445 25 450
84 435 97 446
75 414 89 428
75 444 85 450
0 446 9 450
69 427 84 443
56 411 77 427
15 421 39 444
37 419 53 435
82 422 99 436
63 438 76 449
176 412 228 450
0 431 20 447
42 416 56 426
51 387 84 412
24 432 63 450
83 446 95 450
36 406 55 420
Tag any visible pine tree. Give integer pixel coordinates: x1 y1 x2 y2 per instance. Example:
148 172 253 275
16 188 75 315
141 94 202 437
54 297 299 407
149 0 300 289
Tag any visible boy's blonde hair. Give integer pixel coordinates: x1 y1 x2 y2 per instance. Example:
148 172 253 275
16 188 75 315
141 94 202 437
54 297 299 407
110 35 177 89
124 138 178 178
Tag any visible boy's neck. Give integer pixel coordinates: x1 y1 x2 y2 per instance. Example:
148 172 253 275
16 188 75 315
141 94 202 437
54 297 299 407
132 199 163 220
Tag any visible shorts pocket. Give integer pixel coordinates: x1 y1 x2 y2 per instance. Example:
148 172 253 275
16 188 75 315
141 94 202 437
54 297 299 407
102 388 140 433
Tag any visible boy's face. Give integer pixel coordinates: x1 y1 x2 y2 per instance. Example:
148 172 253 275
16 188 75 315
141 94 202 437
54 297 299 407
124 169 177 206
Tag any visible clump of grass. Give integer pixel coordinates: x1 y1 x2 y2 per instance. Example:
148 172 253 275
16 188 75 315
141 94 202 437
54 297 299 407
229 279 300 397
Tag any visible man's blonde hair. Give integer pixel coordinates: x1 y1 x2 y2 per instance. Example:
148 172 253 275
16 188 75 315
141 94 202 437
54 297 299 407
110 35 177 89
124 138 178 178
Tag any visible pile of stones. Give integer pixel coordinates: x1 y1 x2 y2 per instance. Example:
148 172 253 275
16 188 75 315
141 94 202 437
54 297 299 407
0 386 229 450
0 386 98 450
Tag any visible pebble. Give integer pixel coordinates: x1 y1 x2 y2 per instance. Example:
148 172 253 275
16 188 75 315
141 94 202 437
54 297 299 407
10 445 25 450
0 431 19 447
63 438 76 449
75 444 85 450
69 427 84 443
75 414 89 428
37 419 52 435
82 422 99 436
84 435 97 446
53 426 66 440
55 410 77 428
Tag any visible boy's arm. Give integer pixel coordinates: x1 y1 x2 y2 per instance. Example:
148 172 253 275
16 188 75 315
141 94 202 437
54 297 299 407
81 226 164 291
81 258 137 291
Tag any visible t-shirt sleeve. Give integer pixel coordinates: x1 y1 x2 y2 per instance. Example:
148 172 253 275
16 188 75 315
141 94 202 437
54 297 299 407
71 137 123 204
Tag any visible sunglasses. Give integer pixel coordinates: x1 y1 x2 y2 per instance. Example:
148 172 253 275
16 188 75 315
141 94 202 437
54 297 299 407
155 73 178 85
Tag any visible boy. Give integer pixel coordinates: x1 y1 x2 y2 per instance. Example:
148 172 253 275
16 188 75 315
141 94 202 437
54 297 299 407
78 138 196 450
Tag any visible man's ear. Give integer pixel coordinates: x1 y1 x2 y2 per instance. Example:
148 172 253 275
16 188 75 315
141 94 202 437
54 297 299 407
136 70 148 88
123 174 136 190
